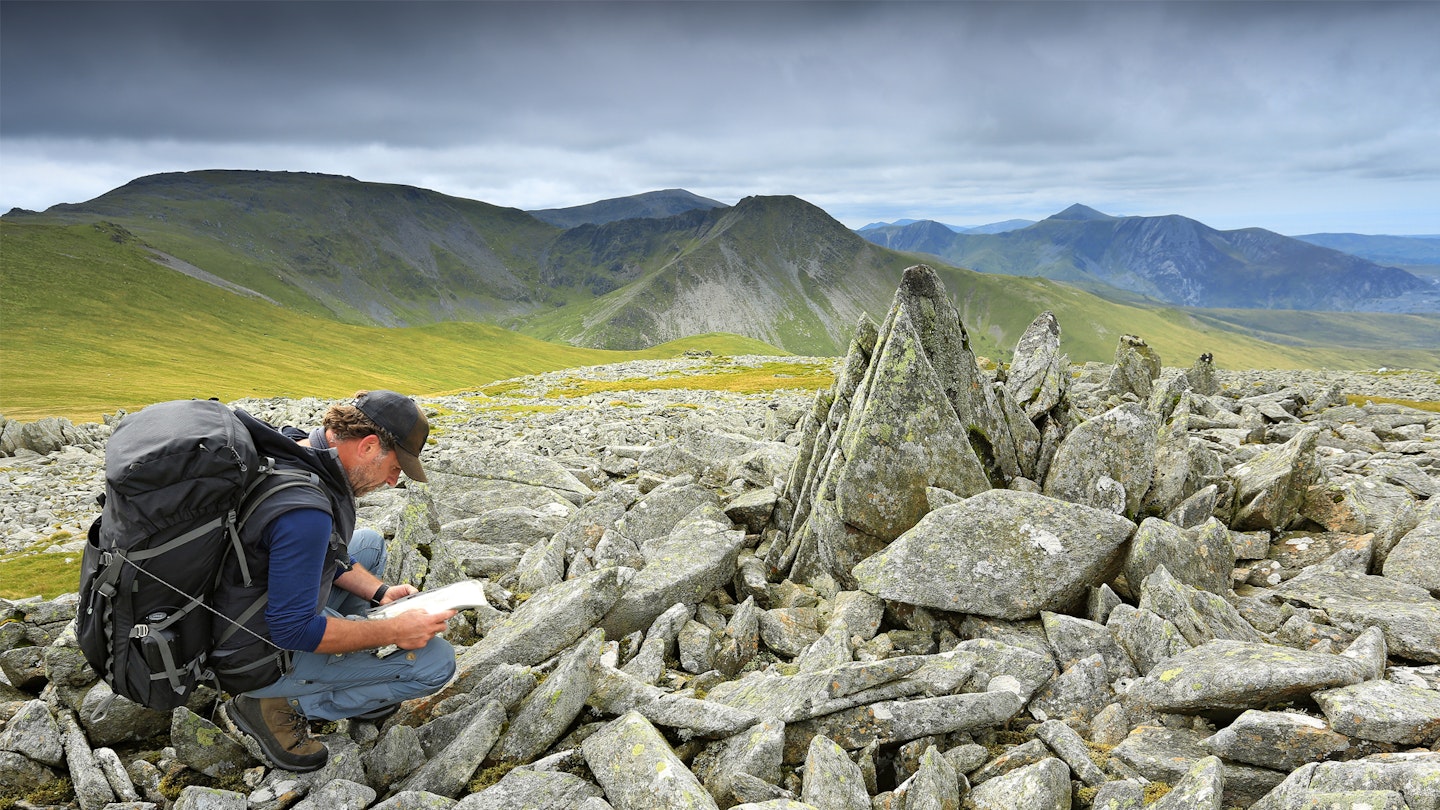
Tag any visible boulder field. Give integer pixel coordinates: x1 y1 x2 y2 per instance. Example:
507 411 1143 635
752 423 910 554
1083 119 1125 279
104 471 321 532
2 265 1437 810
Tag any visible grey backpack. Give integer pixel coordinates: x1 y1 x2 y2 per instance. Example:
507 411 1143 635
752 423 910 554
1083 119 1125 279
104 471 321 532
76 399 319 710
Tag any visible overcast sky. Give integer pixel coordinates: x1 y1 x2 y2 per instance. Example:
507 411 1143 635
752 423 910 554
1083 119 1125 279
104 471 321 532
2 1 1437 235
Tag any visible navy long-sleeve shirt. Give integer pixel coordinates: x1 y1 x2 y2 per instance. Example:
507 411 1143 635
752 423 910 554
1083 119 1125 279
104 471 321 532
262 507 336 651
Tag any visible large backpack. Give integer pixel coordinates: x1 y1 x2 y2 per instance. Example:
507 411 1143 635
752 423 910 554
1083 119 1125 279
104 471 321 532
77 399 322 711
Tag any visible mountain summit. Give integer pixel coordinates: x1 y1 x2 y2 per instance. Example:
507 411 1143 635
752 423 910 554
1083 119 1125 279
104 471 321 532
859 205 1432 312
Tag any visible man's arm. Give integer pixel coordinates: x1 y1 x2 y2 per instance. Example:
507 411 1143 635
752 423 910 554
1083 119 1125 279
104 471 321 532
265 510 454 655
313 608 457 655
321 565 453 654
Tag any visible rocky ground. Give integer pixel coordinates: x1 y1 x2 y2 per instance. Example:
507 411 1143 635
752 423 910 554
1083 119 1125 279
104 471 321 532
1 267 1438 810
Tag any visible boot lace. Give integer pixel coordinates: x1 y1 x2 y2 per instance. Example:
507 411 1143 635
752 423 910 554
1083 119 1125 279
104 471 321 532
281 707 313 751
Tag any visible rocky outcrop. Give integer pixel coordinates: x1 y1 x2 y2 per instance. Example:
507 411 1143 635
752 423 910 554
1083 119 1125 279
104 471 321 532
2 271 1438 810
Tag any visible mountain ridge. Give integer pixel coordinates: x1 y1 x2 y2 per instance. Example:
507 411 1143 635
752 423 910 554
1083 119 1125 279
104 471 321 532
4 170 1435 378
857 206 1435 312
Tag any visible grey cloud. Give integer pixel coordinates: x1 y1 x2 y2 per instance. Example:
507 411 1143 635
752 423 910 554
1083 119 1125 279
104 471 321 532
2 1 1437 233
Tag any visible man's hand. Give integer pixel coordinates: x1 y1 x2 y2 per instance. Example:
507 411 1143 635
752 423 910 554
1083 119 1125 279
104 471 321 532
389 608 458 650
379 583 418 604
314 607 457 655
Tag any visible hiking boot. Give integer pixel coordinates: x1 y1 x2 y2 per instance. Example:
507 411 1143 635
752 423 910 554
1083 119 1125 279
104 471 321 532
227 695 328 772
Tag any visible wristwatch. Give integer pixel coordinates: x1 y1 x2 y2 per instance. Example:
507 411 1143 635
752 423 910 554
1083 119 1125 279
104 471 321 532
369 583 390 607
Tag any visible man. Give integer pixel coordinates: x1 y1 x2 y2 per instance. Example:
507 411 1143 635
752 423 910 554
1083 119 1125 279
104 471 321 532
213 390 457 772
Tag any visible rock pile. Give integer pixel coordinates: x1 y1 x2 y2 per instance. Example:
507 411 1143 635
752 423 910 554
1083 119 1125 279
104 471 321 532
2 264 1438 809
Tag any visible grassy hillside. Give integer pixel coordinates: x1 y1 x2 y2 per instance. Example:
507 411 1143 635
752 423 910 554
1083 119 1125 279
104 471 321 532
0 220 782 422
25 170 566 326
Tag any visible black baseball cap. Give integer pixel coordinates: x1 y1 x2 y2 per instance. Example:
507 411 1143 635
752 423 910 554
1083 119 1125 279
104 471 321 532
354 390 429 483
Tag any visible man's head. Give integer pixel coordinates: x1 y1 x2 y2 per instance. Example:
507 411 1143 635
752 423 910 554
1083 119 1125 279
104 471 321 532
322 390 429 496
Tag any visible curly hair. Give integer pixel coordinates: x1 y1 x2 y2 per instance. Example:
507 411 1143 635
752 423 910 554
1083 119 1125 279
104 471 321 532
322 394 398 452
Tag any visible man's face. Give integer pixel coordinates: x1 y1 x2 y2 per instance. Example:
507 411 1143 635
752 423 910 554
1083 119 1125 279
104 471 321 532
346 436 403 498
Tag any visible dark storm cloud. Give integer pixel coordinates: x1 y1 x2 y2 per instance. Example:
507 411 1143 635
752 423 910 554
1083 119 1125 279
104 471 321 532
2 1 1437 234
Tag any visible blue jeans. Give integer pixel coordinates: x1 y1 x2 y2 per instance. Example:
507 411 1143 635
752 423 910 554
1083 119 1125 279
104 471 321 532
245 528 457 721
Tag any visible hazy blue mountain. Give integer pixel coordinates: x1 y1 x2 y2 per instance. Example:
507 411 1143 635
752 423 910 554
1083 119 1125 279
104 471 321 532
963 219 1036 234
857 205 1435 312
528 189 728 229
1293 233 1440 266
857 218 1034 234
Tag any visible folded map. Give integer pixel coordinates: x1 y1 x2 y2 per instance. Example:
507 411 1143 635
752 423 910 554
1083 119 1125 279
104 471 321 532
366 579 489 620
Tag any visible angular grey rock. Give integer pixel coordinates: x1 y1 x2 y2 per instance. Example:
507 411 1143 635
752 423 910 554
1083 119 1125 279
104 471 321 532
453 768 604 810
1143 417 1223 520
1383 519 1440 596
290 779 376 810
965 757 1070 810
582 710 720 810
1150 755 1224 810
1104 334 1162 400
1042 402 1159 518
725 488 779 535
600 512 746 639
428 447 593 507
446 566 627 696
491 628 604 762
832 300 991 542
782 691 1022 762
60 708 116 810
1301 475 1419 568
1005 311 1068 421
1137 565 1264 647
1313 680 1440 745
1274 566 1440 663
969 738 1050 785
0 750 59 796
718 600 766 682
171 707 257 777
1029 653 1115 728
1125 517 1234 596
399 701 505 797
933 638 1057 701
1184 353 1221 396
853 489 1135 620
621 602 695 684
370 790 459 810
1229 425 1324 530
364 723 426 791
898 744 961 810
1202 709 1353 771
799 735 869 810
757 606 820 658
692 718 785 808
889 264 1022 485
0 698 64 766
1041 611 1137 682
1034 718 1107 786
1164 483 1220 530
1110 725 1284 808
1106 603 1191 675
1090 779 1145 810
615 482 722 545
1128 635 1374 713
706 657 926 724
173 786 247 809
1307 755 1440 808
1304 790 1411 809
94 746 140 803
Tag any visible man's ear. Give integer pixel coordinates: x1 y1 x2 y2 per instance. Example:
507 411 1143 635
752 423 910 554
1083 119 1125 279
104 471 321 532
359 433 383 457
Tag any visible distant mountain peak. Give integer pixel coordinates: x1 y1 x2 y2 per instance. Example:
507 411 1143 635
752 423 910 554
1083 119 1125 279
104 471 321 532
1047 204 1114 221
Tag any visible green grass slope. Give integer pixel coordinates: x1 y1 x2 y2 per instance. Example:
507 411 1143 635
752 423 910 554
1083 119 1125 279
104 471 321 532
0 220 782 422
18 170 565 326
